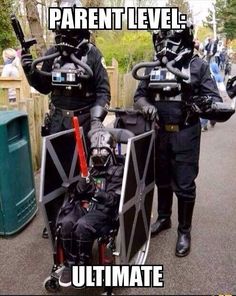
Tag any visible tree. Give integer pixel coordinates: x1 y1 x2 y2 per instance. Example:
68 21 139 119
204 0 236 41
132 0 156 6
0 0 17 57
203 0 226 34
23 0 47 56
80 0 106 44
97 30 153 73
166 0 192 19
196 26 213 43
81 0 105 7
110 0 125 6
223 0 236 40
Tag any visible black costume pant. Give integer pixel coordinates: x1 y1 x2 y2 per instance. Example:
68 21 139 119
58 201 113 265
155 122 201 218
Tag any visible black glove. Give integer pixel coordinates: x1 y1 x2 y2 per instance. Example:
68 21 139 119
92 191 108 204
21 53 33 74
90 105 107 130
134 97 158 121
193 96 213 113
226 76 236 99
90 119 104 130
76 175 95 199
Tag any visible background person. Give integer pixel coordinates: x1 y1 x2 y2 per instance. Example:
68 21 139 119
204 36 214 63
1 48 20 103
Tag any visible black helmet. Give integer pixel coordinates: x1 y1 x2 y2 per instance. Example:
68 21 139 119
54 0 90 53
54 28 90 47
152 22 194 62
90 131 117 168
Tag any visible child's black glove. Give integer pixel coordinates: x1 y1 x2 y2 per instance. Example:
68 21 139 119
76 175 95 200
93 191 108 204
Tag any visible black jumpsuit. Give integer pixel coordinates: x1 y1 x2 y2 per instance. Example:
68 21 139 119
134 55 222 219
25 44 110 136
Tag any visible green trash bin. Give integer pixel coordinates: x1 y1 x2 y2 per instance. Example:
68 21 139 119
0 111 37 236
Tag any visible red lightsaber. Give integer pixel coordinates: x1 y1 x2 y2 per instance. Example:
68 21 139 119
72 116 88 178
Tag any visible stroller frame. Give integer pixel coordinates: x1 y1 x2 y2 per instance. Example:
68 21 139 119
40 123 155 294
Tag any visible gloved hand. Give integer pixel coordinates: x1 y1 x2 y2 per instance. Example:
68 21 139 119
193 96 213 113
226 76 236 99
142 105 158 121
90 105 107 130
90 119 104 130
76 175 95 199
92 191 108 204
21 53 33 74
134 97 158 121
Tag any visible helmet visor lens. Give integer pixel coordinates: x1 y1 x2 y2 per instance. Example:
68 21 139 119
91 148 110 167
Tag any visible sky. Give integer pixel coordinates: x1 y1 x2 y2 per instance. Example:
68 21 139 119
189 0 214 25
125 0 215 25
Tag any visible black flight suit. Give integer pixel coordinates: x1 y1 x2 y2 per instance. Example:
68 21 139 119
24 44 110 137
56 163 123 266
134 55 222 238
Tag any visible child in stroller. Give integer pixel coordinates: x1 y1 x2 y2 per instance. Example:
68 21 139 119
56 129 124 287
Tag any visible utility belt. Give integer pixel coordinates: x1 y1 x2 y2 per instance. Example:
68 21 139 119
53 104 92 117
41 104 92 136
160 120 199 133
158 113 199 132
161 124 185 132
155 99 199 132
52 88 93 97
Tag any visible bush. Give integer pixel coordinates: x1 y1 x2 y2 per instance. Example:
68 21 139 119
96 30 153 73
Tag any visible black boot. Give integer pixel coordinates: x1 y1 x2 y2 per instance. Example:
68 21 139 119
175 199 195 257
151 187 173 237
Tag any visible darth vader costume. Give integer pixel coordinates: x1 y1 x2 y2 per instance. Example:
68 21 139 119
56 130 123 287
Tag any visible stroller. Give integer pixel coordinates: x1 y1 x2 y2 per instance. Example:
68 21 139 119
39 123 155 293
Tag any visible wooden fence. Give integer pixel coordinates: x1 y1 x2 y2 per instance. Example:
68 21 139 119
107 58 139 108
0 59 138 171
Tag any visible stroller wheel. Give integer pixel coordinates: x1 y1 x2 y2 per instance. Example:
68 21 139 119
101 290 114 296
101 293 114 296
44 276 60 293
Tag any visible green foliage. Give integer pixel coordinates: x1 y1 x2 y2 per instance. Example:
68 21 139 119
0 0 17 60
229 39 236 50
97 30 153 73
224 0 236 40
204 0 236 41
204 0 226 34
196 26 213 43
